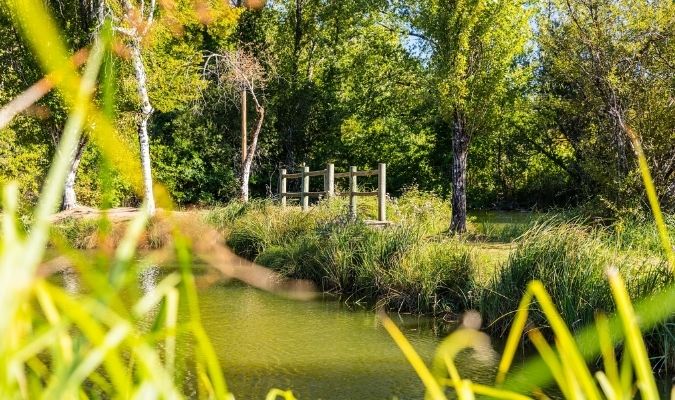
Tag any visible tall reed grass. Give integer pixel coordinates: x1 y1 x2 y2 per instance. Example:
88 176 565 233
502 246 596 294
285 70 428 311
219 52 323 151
234 201 476 313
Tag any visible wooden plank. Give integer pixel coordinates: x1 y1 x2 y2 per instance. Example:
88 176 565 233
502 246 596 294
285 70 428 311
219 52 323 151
305 169 327 177
352 191 378 197
335 170 377 178
353 170 378 177
282 191 325 198
364 220 393 228
283 172 302 179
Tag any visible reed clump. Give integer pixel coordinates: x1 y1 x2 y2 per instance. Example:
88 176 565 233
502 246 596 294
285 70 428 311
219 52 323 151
481 220 674 372
221 194 477 313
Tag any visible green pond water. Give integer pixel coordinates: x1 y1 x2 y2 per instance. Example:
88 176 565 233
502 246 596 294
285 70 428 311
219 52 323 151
55 266 673 399
197 282 444 399
59 265 470 399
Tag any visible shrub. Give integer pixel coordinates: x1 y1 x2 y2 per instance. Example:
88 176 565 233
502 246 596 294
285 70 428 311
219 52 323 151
391 187 451 235
388 239 476 313
481 221 674 365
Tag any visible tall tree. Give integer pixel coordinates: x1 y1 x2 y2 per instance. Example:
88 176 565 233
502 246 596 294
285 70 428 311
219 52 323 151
414 0 531 232
536 0 675 212
111 0 157 214
61 0 106 210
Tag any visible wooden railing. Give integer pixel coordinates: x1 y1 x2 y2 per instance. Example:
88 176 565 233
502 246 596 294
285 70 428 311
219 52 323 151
279 163 387 222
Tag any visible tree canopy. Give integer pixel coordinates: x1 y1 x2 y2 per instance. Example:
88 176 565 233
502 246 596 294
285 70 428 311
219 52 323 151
0 0 673 218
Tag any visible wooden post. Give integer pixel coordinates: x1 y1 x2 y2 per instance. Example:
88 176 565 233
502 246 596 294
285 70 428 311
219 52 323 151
325 163 335 199
280 168 287 207
378 163 387 222
302 165 310 211
241 89 247 167
349 166 357 219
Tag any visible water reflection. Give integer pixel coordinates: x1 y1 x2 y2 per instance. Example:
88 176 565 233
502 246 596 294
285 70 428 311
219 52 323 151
138 265 160 295
61 269 80 295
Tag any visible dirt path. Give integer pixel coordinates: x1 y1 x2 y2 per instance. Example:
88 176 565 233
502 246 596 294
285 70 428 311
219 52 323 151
48 206 197 223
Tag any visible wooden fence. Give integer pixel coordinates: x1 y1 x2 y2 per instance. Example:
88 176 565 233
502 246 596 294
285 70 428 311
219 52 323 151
279 163 387 222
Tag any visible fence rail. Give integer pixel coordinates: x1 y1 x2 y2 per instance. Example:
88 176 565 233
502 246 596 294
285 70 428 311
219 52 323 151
279 163 387 222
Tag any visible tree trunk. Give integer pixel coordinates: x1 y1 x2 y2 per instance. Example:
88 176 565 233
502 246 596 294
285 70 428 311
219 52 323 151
240 106 265 202
61 137 88 211
450 117 470 234
130 36 156 215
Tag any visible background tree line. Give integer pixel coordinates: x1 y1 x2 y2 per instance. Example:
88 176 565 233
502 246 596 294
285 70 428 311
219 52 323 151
1 0 673 225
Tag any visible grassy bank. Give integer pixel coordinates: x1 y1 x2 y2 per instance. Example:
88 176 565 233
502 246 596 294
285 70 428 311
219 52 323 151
200 192 675 372
49 191 675 371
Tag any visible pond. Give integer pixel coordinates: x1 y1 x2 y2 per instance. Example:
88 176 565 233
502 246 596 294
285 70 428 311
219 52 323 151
193 279 448 399
57 265 457 399
56 265 673 399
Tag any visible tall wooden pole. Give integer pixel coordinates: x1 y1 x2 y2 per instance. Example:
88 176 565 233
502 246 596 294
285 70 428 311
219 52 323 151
302 165 310 211
378 163 387 222
325 163 335 199
241 89 247 167
349 166 357 220
279 168 287 207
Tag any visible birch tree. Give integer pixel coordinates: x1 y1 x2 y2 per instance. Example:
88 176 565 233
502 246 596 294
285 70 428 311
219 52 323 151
60 0 106 210
204 50 267 202
109 0 157 214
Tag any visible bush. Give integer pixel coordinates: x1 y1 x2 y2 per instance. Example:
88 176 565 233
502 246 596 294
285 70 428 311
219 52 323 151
387 239 476 313
481 221 674 369
202 201 253 231
609 213 675 256
390 187 451 235
226 201 344 259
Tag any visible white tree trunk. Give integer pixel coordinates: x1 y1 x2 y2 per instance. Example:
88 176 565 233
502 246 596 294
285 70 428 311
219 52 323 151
61 137 88 211
130 36 156 215
240 106 265 202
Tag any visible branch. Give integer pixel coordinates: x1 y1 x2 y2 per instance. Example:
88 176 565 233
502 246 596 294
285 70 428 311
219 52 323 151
144 0 156 35
113 26 136 36
375 22 435 47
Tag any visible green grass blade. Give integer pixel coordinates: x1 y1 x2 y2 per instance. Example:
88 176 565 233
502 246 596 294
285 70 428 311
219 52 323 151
497 281 601 399
595 313 620 395
527 329 570 399
607 268 659 400
379 313 448 400
626 128 675 272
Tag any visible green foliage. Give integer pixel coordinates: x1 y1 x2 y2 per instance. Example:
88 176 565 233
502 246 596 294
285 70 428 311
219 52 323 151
1 0 674 214
481 221 674 370
151 110 239 205
535 0 675 212
0 128 50 209
415 0 532 131
390 187 451 235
